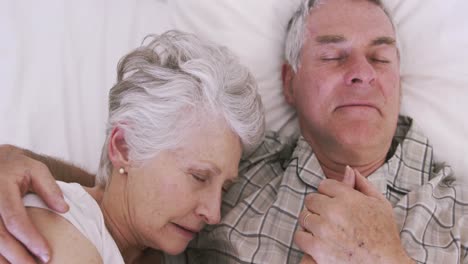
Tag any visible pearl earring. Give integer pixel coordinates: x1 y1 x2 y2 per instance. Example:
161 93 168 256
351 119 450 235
119 167 126 174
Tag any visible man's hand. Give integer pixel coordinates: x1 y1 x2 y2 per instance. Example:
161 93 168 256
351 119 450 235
295 167 414 264
298 254 317 264
0 144 68 263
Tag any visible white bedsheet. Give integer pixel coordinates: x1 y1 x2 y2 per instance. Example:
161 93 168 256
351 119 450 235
0 0 171 172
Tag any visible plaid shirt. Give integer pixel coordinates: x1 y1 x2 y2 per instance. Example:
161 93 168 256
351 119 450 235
166 116 468 264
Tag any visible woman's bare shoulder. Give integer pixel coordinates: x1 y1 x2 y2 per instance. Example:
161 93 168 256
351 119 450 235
27 207 103 264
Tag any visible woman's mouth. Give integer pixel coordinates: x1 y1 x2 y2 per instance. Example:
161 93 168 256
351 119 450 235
171 223 201 239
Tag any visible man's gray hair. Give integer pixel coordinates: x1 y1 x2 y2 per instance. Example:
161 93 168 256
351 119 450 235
285 0 393 72
96 30 265 187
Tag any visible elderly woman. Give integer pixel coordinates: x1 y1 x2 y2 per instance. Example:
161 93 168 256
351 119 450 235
20 30 264 264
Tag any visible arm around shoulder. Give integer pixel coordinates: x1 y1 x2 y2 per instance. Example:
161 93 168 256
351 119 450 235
21 146 96 187
26 207 103 264
0 144 95 186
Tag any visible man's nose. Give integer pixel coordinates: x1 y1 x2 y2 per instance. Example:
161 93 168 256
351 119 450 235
343 55 376 86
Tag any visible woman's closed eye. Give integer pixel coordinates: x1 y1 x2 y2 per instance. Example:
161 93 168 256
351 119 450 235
191 174 207 183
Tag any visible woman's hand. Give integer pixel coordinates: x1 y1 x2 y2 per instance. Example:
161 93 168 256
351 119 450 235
0 144 68 263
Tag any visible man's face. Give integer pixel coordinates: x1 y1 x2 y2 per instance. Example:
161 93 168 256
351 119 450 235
283 0 400 161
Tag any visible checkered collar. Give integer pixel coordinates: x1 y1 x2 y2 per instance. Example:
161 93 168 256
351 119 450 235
289 116 434 199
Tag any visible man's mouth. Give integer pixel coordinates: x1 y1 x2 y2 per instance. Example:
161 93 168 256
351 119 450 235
337 102 376 108
335 102 380 112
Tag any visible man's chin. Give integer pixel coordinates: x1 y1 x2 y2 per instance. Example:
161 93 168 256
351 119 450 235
335 126 384 149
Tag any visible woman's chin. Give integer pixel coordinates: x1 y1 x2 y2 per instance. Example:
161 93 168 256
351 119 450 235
161 243 189 256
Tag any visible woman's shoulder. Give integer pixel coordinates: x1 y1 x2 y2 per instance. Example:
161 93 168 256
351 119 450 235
27 207 103 264
24 181 124 264
24 181 105 237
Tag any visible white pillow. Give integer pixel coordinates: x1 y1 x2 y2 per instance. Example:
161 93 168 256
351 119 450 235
383 0 468 178
169 0 468 177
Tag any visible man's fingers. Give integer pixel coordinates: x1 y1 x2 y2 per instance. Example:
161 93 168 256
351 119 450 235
318 166 356 197
0 186 51 263
0 254 10 264
3 212 51 263
354 169 384 199
299 210 332 239
294 230 329 263
299 254 317 264
299 209 348 242
0 217 40 264
0 145 61 263
29 163 68 213
341 165 356 187
299 210 319 232
317 178 356 198
294 230 319 255
304 193 331 216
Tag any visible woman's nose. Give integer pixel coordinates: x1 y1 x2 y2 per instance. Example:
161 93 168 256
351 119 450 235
196 190 222 225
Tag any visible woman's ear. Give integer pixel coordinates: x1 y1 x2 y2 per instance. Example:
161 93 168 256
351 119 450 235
281 63 296 106
108 127 130 171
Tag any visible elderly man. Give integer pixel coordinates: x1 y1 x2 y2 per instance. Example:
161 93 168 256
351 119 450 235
0 0 467 263
176 0 466 263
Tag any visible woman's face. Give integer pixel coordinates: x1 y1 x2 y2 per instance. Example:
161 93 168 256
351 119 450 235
122 120 242 255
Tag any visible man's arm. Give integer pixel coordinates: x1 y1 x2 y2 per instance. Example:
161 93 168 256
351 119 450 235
20 146 95 187
0 144 96 263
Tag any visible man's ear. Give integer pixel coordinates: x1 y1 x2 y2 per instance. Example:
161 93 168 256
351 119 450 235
108 127 130 172
282 63 296 106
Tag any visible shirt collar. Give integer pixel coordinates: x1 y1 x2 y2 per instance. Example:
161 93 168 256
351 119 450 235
287 116 433 196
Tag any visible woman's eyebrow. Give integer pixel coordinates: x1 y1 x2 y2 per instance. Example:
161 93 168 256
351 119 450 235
190 161 221 176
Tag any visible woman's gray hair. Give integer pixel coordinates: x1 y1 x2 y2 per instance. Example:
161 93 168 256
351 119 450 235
96 30 265 187
285 0 395 72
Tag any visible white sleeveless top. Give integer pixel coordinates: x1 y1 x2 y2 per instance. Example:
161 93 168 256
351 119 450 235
23 181 125 264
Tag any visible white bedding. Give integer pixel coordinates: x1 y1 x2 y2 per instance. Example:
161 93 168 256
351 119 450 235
1 0 467 177
0 0 171 171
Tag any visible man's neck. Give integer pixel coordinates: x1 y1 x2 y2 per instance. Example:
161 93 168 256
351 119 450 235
318 155 387 181
301 137 391 181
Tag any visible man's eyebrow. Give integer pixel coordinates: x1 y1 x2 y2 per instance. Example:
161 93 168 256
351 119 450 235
371 36 396 46
314 35 396 47
315 35 346 44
